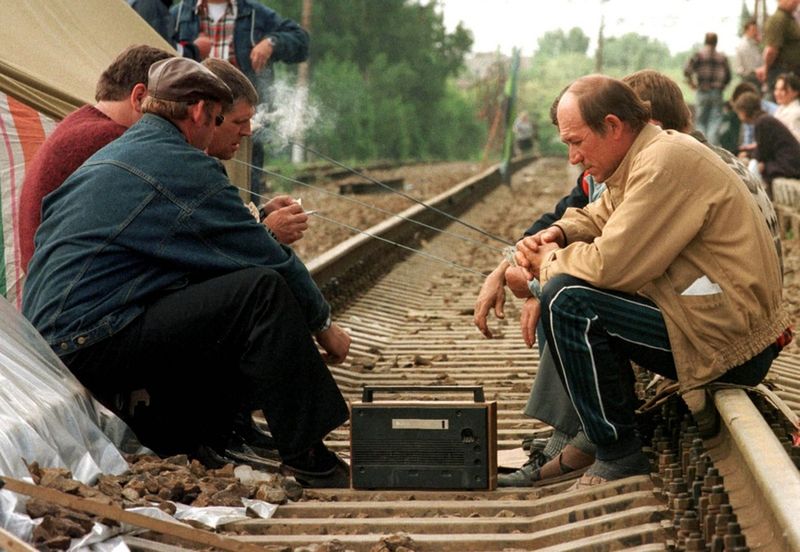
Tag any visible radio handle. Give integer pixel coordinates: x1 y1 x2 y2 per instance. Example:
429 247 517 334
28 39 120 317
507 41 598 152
361 385 485 403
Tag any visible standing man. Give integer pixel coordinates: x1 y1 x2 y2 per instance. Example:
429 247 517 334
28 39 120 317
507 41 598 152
170 0 309 196
19 45 173 273
22 58 350 487
514 75 788 487
684 32 732 145
756 0 800 100
734 19 763 89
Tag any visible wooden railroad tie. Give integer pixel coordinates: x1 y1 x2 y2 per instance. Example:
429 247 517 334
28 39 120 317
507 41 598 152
0 476 266 552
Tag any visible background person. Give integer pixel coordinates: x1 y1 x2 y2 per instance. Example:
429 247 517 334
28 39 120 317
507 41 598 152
773 71 800 143
170 0 310 198
734 90 800 196
734 18 763 89
756 0 800 100
684 32 732 145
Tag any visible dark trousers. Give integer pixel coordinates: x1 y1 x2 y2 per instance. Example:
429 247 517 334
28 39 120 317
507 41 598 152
63 267 349 458
540 274 776 461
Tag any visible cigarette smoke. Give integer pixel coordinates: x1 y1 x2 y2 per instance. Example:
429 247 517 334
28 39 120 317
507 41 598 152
250 77 330 153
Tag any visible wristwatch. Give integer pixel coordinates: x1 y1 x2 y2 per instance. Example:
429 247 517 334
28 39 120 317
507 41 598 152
528 278 543 300
316 314 332 334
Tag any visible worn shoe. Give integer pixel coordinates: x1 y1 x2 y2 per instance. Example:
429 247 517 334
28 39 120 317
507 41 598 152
280 442 350 488
231 415 279 458
191 435 280 472
498 445 594 487
567 450 651 491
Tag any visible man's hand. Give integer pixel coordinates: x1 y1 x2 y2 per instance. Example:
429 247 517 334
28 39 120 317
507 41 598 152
505 266 533 299
474 261 508 338
755 65 767 82
261 195 296 214
250 38 275 73
520 297 541 349
515 239 560 278
194 33 212 59
315 322 350 364
263 197 308 244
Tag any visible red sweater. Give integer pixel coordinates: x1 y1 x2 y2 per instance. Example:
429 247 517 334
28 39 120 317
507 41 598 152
19 105 126 271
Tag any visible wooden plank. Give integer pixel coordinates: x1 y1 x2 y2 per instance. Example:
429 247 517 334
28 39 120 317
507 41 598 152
0 526 37 552
0 476 264 552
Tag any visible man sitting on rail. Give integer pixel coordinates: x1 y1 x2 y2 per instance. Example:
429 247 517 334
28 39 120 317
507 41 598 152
22 57 351 487
512 75 788 487
479 70 787 487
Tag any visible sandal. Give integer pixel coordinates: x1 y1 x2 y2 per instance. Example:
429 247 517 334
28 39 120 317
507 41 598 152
530 444 594 486
498 444 594 487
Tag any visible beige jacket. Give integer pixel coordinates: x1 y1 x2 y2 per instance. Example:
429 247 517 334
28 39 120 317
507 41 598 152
540 125 789 391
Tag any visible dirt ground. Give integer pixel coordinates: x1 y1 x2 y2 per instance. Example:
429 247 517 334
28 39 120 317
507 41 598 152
287 157 800 355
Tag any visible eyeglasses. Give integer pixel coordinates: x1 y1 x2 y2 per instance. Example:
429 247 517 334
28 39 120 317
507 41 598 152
215 113 225 126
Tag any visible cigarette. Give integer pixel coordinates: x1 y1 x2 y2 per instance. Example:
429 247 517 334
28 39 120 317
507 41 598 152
304 209 319 215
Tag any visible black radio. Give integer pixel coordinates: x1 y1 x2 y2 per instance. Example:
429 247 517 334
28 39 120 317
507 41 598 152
349 386 497 490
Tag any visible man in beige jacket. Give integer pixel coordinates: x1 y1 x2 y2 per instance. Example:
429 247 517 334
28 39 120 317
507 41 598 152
515 74 790 487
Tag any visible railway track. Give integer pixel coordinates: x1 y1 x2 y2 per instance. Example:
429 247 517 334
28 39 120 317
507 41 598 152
153 158 800 551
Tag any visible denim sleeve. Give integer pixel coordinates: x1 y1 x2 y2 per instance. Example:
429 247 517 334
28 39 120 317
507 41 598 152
252 4 310 63
175 184 329 331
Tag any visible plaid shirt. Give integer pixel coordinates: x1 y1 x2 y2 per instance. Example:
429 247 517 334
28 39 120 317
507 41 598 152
197 0 238 65
684 46 732 92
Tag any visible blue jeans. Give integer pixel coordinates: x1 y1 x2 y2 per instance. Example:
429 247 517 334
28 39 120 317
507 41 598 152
540 274 776 461
694 89 724 146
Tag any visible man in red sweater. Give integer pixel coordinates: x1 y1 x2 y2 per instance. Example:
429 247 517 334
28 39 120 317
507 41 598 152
19 45 173 272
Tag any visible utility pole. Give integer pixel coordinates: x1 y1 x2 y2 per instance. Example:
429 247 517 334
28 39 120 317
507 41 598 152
291 0 312 164
595 14 605 73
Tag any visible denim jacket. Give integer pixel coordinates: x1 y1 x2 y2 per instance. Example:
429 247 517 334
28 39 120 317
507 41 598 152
169 0 309 85
22 114 329 355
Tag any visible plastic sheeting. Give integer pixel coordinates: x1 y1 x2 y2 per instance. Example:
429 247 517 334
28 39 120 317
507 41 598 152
0 296 136 482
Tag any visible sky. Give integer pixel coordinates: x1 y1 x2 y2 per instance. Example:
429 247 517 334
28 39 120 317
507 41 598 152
440 0 777 57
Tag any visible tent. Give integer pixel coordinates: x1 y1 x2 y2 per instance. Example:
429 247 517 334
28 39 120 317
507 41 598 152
0 0 173 307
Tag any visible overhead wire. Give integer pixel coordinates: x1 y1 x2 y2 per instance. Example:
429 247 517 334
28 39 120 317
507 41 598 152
237 184 491 278
287 140 514 246
232 158 508 254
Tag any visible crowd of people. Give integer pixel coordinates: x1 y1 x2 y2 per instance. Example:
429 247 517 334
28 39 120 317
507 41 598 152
11 0 794 493
685 1 800 191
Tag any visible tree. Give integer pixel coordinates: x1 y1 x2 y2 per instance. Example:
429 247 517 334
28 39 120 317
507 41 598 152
534 28 590 60
262 0 478 161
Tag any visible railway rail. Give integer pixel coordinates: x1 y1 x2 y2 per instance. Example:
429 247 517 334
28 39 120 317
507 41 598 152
143 158 799 551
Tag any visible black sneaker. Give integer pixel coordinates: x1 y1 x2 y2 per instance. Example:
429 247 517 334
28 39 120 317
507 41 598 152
191 435 280 472
280 443 350 488
231 415 279 459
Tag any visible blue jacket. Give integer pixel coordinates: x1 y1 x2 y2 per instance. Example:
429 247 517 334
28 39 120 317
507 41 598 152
169 0 309 85
22 114 329 355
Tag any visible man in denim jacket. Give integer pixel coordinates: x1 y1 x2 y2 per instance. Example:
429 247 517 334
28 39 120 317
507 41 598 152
22 58 350 487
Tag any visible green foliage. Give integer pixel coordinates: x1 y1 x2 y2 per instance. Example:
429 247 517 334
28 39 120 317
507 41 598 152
534 28 591 60
262 0 480 162
601 34 674 75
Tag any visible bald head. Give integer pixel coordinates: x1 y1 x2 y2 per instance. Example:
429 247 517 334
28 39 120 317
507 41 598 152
555 75 647 182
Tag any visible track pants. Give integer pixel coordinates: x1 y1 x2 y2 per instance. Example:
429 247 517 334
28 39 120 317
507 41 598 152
539 274 776 461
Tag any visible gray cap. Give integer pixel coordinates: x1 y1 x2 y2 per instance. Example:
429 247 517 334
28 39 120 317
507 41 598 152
147 57 233 104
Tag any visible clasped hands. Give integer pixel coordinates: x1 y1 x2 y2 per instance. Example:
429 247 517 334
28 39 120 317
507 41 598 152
473 226 563 348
